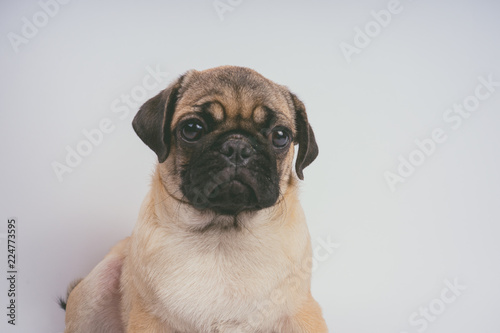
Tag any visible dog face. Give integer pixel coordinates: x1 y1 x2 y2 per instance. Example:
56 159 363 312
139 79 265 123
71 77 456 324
133 66 318 218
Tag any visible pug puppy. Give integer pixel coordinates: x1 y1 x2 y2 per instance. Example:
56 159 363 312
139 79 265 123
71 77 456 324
63 66 327 332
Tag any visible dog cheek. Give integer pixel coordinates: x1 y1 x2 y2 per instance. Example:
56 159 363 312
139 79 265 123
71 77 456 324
180 152 224 202
278 147 295 177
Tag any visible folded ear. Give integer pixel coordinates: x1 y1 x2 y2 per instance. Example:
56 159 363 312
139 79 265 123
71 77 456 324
290 93 319 180
132 74 186 163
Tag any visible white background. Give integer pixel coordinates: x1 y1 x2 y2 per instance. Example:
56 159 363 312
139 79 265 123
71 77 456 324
1 0 500 332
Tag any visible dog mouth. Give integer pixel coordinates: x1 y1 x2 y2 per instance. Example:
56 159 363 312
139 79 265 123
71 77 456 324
183 166 275 215
206 179 258 215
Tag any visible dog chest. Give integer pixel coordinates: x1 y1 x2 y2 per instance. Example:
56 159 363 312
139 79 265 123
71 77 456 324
141 230 302 330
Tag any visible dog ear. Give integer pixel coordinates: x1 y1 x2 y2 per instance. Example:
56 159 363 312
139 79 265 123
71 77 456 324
290 93 319 180
132 74 186 163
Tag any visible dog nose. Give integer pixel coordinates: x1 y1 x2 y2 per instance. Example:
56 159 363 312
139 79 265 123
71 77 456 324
220 139 254 165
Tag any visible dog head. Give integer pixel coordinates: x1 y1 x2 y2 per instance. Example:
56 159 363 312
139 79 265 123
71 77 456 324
133 66 318 217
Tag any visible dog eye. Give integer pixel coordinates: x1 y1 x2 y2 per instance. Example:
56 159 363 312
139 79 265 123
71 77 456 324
271 128 290 148
181 119 204 142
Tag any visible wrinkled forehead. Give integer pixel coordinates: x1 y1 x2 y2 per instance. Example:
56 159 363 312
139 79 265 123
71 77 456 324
172 69 294 130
